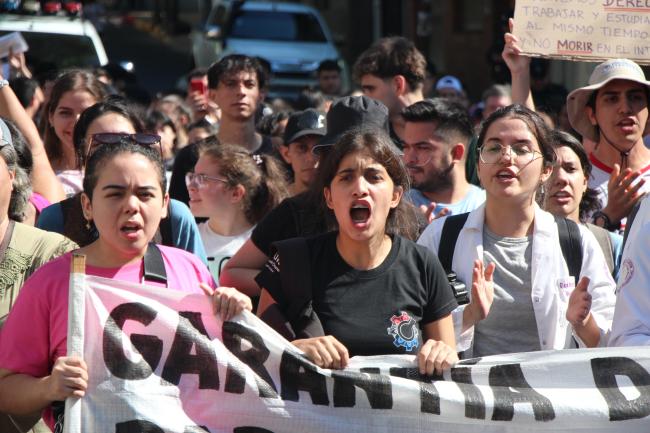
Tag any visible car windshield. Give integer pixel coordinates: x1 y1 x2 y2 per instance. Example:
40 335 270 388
0 31 101 71
229 10 326 42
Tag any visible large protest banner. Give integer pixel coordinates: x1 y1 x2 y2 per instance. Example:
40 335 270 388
64 273 650 433
513 0 650 64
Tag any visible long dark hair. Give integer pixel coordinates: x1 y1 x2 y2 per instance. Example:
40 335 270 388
548 130 602 223
43 69 107 167
316 128 420 240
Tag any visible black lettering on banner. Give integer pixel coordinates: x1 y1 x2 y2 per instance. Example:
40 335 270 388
161 311 220 390
389 367 441 414
331 368 393 409
592 357 650 421
103 303 162 380
489 364 555 422
233 428 275 433
115 420 164 433
451 367 486 419
184 426 211 433
222 322 279 398
279 350 329 405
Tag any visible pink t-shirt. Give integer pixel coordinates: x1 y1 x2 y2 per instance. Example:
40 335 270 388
0 245 215 429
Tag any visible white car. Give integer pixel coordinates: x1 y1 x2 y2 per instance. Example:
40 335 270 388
0 14 107 72
192 0 345 99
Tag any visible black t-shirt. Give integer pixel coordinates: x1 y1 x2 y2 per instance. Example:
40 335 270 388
256 232 457 356
250 192 329 256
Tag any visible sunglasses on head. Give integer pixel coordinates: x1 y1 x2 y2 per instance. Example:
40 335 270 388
86 132 162 163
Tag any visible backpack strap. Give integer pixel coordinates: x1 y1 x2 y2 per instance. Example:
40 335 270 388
623 197 644 252
438 213 470 273
555 216 583 285
143 243 167 285
271 237 325 339
159 216 174 246
585 223 615 275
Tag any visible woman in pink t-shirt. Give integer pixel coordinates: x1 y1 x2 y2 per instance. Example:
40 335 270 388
0 140 252 430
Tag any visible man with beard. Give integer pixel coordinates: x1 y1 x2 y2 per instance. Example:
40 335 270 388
401 98 485 223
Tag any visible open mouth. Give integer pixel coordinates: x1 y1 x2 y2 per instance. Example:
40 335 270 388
496 169 516 180
350 202 371 225
120 221 143 235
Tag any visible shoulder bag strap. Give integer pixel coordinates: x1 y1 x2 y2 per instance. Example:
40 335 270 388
143 243 167 285
438 213 470 273
555 216 583 285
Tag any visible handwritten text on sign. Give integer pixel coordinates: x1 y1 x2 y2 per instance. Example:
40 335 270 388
513 0 650 63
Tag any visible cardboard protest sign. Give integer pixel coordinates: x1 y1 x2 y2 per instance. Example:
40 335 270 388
513 0 650 64
64 273 650 433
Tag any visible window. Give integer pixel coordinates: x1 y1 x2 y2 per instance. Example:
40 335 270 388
0 31 101 70
229 11 327 42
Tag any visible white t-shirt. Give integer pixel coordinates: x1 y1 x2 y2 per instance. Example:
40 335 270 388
198 222 254 283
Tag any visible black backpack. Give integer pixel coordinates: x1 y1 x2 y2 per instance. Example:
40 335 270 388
437 213 583 285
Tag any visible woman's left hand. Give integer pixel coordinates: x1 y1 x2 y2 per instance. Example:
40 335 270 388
201 284 253 321
566 277 592 328
417 339 459 376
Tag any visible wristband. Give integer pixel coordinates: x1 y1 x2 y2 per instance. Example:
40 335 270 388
592 210 619 231
0 79 8 89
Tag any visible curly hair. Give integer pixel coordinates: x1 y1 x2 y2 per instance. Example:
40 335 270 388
1 119 31 222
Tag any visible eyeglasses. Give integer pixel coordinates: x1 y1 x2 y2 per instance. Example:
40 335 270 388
86 132 162 163
479 143 543 165
185 172 229 188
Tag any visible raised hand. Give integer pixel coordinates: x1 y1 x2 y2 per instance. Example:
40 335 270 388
502 18 530 75
566 277 591 327
602 164 645 224
419 202 450 224
463 260 496 331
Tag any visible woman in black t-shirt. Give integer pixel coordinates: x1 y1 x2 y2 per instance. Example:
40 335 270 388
256 128 458 375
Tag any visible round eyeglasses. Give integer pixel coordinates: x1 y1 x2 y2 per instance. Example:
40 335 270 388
479 143 543 165
185 172 228 187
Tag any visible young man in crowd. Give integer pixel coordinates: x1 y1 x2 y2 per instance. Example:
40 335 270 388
353 36 426 144
567 59 650 231
279 109 326 196
207 54 274 155
402 98 485 223
316 59 343 97
169 55 273 205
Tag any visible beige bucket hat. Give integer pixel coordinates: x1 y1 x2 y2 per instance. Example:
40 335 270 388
566 59 650 142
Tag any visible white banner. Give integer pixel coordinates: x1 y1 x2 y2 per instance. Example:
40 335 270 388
64 274 650 433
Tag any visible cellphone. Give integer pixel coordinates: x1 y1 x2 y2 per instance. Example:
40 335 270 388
190 77 207 96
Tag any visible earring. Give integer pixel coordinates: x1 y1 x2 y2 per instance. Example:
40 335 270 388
85 219 92 230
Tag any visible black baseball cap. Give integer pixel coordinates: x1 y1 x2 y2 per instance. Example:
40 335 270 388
283 109 326 144
313 95 390 154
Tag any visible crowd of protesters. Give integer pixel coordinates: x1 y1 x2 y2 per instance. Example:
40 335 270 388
0 17 648 433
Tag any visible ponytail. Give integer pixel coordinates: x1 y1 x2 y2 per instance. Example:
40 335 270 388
200 144 289 225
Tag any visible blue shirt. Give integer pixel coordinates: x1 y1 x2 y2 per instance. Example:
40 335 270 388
407 185 486 217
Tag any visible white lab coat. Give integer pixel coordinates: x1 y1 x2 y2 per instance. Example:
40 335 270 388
417 203 616 354
609 196 650 347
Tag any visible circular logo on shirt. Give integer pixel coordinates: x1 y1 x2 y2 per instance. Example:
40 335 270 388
387 311 419 352
620 258 635 289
